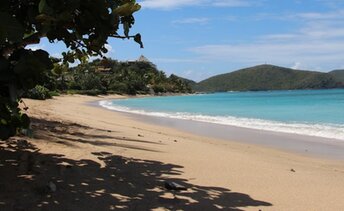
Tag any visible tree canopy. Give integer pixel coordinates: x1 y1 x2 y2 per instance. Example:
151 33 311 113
49 58 193 95
0 0 142 139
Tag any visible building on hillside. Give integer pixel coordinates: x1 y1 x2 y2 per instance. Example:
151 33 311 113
126 55 156 68
95 55 157 74
137 55 150 62
95 66 112 73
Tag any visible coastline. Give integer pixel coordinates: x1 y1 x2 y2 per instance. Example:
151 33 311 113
116 111 344 160
96 95 344 160
2 94 344 210
97 91 344 142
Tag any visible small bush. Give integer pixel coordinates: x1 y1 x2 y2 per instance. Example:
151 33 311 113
152 84 166 93
48 91 60 96
67 89 105 96
24 85 52 100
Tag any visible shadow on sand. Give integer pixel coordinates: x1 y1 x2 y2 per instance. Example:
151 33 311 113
0 119 272 210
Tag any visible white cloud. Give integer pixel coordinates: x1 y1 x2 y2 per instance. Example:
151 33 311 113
172 17 210 25
140 0 199 10
153 58 206 63
294 10 344 21
301 25 344 39
157 9 344 76
262 34 299 41
25 44 45 51
179 69 211 82
250 10 344 23
316 0 344 8
189 18 344 70
184 9 344 71
189 41 344 65
104 44 115 57
212 0 254 7
291 62 302 70
51 53 63 59
139 0 257 10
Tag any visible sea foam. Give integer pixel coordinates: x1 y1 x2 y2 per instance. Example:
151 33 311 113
99 100 344 141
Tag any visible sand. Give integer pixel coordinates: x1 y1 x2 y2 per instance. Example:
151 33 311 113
1 94 344 211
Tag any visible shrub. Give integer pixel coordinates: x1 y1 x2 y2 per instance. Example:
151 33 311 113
48 91 60 97
24 85 52 100
67 89 105 96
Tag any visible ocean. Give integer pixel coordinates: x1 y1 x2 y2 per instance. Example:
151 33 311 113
99 89 344 141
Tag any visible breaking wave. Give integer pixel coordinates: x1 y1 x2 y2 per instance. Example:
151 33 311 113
99 100 344 141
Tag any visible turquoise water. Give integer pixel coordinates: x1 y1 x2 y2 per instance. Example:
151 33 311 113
99 89 344 140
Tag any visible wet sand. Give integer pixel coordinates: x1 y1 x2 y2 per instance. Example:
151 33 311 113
127 112 344 160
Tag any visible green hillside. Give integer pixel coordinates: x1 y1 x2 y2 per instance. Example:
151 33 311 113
24 57 194 99
175 76 197 87
193 65 339 92
330 69 344 86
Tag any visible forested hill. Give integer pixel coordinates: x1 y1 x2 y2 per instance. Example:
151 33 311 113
25 57 195 99
330 69 344 84
64 58 194 95
193 65 344 92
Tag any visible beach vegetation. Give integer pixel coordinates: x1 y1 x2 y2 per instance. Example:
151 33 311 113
23 85 52 100
0 0 142 140
39 58 194 96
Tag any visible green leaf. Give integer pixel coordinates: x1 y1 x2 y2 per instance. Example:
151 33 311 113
114 3 141 16
38 0 53 14
33 50 53 69
0 119 7 125
0 12 24 44
123 22 130 37
39 0 46 13
134 33 143 48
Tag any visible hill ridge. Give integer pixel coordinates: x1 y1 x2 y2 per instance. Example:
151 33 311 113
193 64 344 92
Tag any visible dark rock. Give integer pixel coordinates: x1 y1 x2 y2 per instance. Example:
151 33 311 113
164 181 187 191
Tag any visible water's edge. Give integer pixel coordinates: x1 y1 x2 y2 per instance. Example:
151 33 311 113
92 100 344 160
99 100 344 141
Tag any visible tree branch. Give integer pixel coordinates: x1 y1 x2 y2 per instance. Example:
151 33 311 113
110 35 136 39
1 32 42 56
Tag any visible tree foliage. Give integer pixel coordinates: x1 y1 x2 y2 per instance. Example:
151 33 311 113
45 58 193 95
23 85 52 100
0 0 142 140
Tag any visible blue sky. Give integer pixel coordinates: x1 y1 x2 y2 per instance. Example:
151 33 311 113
32 0 344 81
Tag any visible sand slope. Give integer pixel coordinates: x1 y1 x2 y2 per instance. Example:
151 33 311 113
0 95 343 210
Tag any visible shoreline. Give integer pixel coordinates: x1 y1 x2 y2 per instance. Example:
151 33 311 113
96 93 344 142
2 94 344 210
120 111 344 160
95 96 344 160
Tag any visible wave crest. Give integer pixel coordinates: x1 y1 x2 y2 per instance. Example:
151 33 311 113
99 100 344 141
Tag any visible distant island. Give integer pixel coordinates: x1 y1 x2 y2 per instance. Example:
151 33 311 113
192 64 344 92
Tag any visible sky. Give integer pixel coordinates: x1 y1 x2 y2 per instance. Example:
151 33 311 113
32 0 344 81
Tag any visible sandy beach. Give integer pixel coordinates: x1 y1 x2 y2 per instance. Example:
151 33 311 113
1 94 344 210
